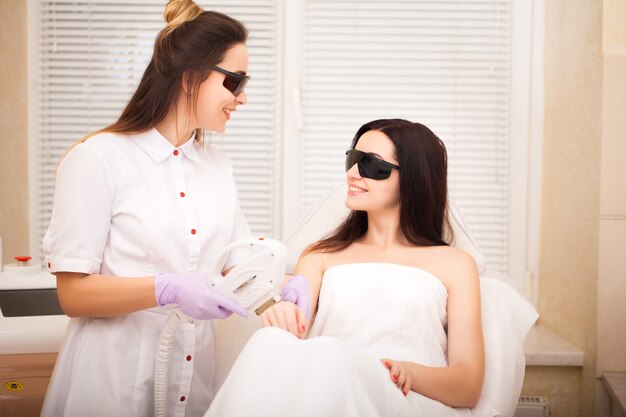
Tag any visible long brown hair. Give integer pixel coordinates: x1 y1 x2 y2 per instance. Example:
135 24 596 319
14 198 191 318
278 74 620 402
307 119 452 254
80 0 248 143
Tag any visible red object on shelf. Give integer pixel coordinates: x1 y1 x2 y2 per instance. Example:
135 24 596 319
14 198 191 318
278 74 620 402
15 256 32 262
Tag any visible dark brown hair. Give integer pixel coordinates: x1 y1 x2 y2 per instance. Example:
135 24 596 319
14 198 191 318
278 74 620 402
82 1 248 142
307 119 452 254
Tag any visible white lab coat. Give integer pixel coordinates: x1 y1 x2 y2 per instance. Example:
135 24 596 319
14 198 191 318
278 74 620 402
41 129 251 417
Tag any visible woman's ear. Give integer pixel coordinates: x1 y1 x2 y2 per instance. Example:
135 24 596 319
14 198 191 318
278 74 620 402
181 71 192 95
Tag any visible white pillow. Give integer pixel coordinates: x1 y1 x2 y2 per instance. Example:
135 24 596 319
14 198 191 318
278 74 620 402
475 274 538 417
284 183 486 273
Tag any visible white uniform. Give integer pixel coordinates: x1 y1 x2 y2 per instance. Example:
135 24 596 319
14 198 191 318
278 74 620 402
41 129 251 417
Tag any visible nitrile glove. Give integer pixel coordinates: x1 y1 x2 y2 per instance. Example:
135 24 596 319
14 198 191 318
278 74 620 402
154 272 248 320
280 274 311 319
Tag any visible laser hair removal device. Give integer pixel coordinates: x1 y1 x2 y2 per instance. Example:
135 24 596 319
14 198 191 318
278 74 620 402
154 237 287 417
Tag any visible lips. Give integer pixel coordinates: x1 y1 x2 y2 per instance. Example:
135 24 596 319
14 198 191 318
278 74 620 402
348 184 368 193
223 108 235 120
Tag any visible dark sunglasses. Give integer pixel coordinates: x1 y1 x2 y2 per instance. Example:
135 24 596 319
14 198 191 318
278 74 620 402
212 65 250 96
345 149 400 180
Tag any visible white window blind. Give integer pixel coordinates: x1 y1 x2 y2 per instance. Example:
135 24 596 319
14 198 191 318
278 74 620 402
298 0 512 273
33 0 278 263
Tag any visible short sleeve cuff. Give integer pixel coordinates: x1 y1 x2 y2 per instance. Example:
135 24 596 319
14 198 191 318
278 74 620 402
46 257 101 275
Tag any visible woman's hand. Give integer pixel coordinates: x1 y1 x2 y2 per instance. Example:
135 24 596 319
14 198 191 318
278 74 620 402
154 272 248 320
380 358 412 396
279 275 311 320
260 301 307 338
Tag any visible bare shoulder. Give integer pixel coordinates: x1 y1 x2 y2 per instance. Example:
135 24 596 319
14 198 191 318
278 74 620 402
439 246 479 287
441 246 478 269
294 245 329 275
296 244 353 275
413 245 478 289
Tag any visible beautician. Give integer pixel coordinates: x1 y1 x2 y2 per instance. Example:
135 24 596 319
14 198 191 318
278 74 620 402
39 1 305 416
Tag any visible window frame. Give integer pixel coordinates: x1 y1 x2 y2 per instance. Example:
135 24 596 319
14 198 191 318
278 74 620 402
26 0 283 263
27 0 544 299
279 0 544 297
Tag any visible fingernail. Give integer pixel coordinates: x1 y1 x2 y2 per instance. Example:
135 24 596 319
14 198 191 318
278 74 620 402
403 391 407 397
392 374 398 381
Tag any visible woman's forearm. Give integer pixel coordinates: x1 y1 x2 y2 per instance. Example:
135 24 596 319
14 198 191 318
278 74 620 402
56 272 157 317
406 362 483 408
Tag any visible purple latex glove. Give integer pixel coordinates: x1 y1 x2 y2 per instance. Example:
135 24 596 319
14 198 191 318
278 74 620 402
154 272 248 320
280 274 311 320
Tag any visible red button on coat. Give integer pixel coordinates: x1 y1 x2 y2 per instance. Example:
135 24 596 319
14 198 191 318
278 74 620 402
191 229 196 235
173 149 179 156
180 192 185 197
180 396 186 402
186 355 192 361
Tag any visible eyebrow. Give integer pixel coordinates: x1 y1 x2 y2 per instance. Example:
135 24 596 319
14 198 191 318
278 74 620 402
365 151 384 159
219 67 247 76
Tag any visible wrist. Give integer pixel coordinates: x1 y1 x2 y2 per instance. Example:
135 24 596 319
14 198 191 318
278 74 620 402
405 361 421 393
284 275 311 319
154 272 179 307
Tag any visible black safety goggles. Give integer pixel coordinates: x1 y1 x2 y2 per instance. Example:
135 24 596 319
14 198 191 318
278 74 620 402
345 149 400 180
212 65 250 96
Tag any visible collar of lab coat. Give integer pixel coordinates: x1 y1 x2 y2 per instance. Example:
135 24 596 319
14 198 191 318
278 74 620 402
132 128 201 164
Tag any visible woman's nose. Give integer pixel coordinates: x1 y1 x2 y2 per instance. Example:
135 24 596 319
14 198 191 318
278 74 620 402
235 90 247 105
346 163 361 179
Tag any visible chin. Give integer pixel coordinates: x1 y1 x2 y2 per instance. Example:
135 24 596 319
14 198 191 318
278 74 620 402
205 124 226 134
345 198 364 211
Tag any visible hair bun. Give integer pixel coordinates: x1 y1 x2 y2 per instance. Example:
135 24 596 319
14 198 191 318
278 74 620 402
163 0 204 36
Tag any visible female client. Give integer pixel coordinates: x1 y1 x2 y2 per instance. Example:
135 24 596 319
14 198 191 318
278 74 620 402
206 119 485 417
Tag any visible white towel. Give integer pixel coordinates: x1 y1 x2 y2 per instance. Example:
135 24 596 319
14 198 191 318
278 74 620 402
207 263 500 417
